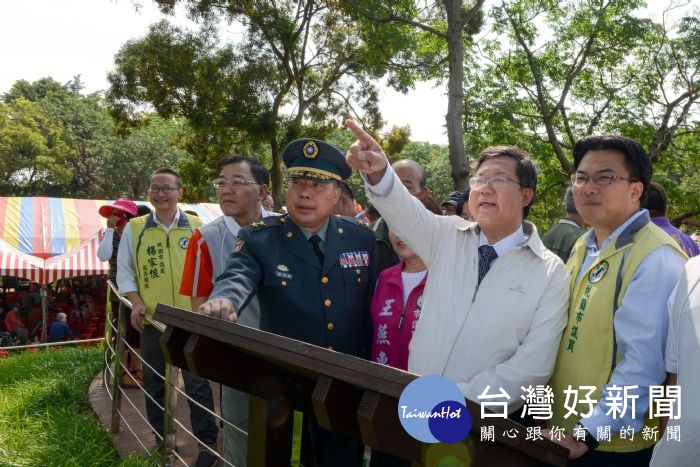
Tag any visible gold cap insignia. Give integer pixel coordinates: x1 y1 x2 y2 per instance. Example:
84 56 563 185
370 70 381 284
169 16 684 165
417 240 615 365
303 140 319 159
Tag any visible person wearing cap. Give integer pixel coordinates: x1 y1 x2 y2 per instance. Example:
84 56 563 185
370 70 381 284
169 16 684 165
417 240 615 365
440 190 463 216
199 138 378 467
48 312 74 342
180 154 270 467
97 198 143 388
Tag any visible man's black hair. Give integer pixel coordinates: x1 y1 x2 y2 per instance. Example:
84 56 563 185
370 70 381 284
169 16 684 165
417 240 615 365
644 182 668 218
572 135 651 204
338 181 355 201
473 146 538 219
151 167 182 188
218 154 270 186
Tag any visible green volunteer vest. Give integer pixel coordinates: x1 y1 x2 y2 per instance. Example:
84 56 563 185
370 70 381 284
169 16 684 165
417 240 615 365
130 212 201 324
549 214 684 452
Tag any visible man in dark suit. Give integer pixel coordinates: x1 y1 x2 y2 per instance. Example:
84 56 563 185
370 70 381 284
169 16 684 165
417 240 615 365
199 138 377 467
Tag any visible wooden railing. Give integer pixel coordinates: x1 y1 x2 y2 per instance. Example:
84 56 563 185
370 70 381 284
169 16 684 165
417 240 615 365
154 303 569 466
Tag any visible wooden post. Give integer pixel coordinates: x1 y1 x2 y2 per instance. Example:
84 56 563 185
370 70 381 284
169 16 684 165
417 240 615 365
110 300 127 433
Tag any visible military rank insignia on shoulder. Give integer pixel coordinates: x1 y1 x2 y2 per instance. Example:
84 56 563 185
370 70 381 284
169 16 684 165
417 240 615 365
338 215 372 231
233 238 246 253
251 216 285 230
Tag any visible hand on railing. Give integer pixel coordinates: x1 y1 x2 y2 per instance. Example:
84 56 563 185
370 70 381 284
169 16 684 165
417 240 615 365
106 280 164 332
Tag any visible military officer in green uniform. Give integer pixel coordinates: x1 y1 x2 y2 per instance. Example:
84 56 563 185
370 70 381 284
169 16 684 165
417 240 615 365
199 138 377 467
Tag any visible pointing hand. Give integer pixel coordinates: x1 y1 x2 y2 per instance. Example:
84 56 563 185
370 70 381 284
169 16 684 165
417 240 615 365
345 119 389 184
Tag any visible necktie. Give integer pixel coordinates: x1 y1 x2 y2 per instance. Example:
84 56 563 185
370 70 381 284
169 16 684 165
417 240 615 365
478 245 498 285
309 234 324 264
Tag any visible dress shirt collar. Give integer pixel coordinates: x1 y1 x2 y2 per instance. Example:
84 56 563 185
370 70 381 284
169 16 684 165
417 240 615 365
584 209 648 253
299 219 330 243
153 209 181 232
478 225 526 259
223 206 269 235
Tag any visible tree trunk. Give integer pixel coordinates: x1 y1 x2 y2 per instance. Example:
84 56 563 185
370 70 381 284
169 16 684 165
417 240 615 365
444 0 470 191
269 138 283 210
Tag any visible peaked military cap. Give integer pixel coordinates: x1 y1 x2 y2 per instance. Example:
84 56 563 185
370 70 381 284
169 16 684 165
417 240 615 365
283 138 352 181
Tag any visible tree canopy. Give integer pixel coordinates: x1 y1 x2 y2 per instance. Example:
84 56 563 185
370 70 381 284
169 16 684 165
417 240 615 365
3 0 699 230
0 77 191 200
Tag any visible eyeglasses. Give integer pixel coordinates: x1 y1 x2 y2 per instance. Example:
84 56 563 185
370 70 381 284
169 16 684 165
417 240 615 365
469 175 522 189
570 174 637 186
148 186 178 195
212 178 259 190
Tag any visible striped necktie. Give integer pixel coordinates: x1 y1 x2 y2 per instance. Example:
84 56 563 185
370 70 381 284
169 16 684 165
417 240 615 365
478 245 498 285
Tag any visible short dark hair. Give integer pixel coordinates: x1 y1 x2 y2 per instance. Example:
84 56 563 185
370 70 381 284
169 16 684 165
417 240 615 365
644 182 668 218
136 204 152 217
564 187 577 214
151 167 182 188
572 135 651 203
473 146 538 218
338 181 355 201
218 154 270 186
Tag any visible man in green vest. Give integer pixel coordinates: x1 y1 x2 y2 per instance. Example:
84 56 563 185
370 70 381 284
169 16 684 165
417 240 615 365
548 136 686 465
117 167 219 466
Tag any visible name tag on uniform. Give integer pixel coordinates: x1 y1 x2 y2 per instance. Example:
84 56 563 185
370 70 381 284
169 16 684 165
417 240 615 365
339 251 369 268
275 264 293 279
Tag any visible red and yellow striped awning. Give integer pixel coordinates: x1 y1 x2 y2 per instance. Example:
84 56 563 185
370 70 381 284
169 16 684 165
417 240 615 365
0 197 109 259
0 236 44 283
0 197 223 283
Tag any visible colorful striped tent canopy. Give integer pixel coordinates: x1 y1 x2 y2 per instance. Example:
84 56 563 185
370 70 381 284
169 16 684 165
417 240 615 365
0 233 109 285
0 197 223 284
0 197 223 258
0 236 45 283
43 232 110 284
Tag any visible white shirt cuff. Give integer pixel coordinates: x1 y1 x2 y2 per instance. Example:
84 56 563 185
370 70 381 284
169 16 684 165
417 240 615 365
361 166 395 197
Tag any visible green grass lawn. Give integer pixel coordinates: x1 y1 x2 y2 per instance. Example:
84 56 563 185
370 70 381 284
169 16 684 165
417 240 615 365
0 346 154 466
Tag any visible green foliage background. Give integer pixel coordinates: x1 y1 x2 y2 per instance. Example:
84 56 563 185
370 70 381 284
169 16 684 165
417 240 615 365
1 1 698 230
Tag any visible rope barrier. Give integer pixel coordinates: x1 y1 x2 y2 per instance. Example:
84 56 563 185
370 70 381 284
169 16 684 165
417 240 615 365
171 380 248 437
102 366 161 452
103 279 237 466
